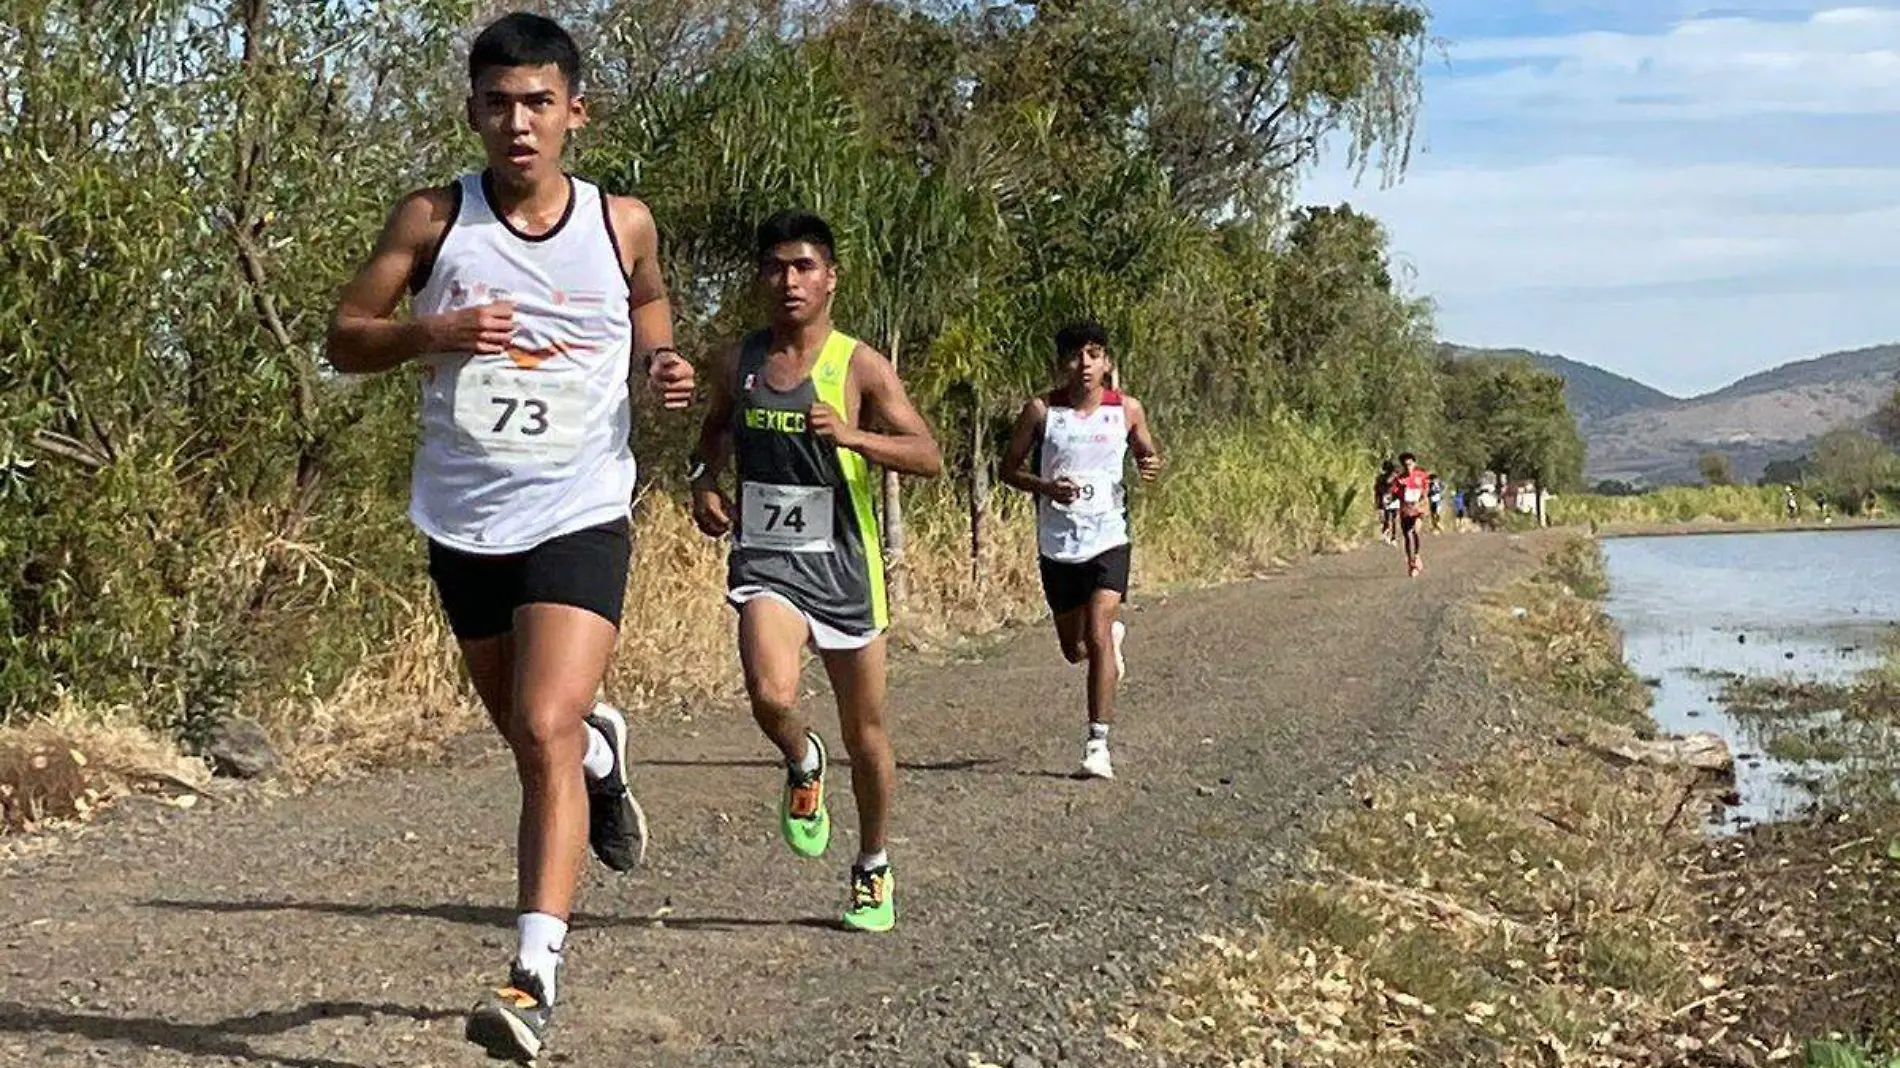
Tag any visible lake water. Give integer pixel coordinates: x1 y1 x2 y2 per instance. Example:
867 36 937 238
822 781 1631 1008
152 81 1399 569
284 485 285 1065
1601 529 1900 831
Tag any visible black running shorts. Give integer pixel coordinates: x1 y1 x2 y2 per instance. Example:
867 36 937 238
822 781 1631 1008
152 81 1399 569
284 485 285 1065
1400 513 1423 534
1038 544 1132 616
426 518 631 641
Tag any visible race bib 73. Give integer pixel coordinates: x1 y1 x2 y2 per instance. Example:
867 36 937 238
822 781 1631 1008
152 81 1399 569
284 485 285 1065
452 365 588 462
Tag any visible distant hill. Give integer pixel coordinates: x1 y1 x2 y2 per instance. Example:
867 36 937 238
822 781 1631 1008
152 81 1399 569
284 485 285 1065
1699 344 1900 405
1441 342 1900 486
1440 344 1676 427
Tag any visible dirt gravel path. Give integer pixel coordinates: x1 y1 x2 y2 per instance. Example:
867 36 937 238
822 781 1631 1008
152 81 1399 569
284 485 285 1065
0 531 1555 1068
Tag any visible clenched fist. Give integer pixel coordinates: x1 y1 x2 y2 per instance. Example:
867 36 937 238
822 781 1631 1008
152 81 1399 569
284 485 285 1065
428 301 514 354
648 350 695 410
808 401 860 449
692 486 732 538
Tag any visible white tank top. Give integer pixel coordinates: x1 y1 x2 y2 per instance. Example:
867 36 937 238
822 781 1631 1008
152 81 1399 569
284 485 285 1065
408 173 634 554
1035 391 1130 563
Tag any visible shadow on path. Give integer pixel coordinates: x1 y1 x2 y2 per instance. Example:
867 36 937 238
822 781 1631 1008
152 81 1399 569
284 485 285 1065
143 898 841 935
0 999 458 1068
636 757 1003 773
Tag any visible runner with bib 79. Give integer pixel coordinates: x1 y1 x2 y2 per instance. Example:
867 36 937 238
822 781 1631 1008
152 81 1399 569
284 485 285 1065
999 321 1163 780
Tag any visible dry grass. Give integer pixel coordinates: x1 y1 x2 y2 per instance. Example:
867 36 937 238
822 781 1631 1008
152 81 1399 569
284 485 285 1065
262 596 475 781
1116 541 1748 1067
0 701 212 832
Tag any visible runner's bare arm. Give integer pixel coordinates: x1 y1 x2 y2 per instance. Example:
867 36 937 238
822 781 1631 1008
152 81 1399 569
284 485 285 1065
1126 396 1164 481
813 345 942 477
607 194 693 409
999 398 1069 500
326 187 510 374
689 344 739 537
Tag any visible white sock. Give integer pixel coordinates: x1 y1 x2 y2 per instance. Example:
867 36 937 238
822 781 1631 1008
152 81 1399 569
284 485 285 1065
792 733 821 776
582 716 614 781
856 849 889 872
1088 722 1110 743
515 912 567 1004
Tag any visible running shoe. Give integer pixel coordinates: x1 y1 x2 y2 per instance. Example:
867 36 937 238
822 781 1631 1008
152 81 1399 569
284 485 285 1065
779 730 831 859
466 963 552 1064
1081 738 1115 780
842 863 896 932
584 702 648 871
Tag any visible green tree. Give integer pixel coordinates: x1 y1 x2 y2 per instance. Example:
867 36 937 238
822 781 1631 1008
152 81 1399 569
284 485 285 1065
1809 429 1899 515
0 0 467 725
1438 356 1584 499
1759 457 1812 487
1699 451 1733 486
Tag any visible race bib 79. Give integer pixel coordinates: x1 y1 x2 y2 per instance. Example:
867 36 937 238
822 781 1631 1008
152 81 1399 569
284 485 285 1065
1051 472 1120 516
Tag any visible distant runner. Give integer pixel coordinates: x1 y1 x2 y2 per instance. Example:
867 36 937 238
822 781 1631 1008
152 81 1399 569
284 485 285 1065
999 321 1164 780
1389 453 1432 577
690 210 943 934
1785 485 1799 521
1376 459 1398 543
324 13 694 1062
1428 473 1445 533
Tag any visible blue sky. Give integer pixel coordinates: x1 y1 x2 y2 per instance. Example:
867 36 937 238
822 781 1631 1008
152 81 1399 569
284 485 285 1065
1300 1 1900 396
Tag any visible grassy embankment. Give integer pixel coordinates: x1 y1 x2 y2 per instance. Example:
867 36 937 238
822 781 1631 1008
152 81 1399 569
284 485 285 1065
1547 486 1786 528
1118 539 1858 1067
0 419 1369 830
1696 647 1900 1067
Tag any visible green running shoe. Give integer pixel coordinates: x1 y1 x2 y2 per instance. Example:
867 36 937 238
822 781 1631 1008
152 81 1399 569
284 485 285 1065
843 863 896 933
779 730 830 859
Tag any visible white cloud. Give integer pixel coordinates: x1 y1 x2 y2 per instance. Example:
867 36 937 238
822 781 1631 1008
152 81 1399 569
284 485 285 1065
1317 158 1900 298
1443 8 1900 120
1302 5 1900 394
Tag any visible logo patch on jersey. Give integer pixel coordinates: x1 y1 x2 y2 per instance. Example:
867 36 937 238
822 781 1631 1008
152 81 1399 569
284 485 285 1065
505 339 599 370
744 407 808 434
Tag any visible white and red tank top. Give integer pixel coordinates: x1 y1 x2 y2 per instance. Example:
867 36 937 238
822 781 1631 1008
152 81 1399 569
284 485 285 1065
1035 390 1130 563
406 172 635 554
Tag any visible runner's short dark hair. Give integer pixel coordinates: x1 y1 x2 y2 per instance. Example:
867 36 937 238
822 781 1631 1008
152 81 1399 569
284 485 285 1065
756 210 836 263
470 13 583 94
1399 452 1417 464
1054 320 1110 359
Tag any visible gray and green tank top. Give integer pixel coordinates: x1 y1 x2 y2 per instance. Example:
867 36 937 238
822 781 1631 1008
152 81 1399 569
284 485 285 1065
727 329 888 635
